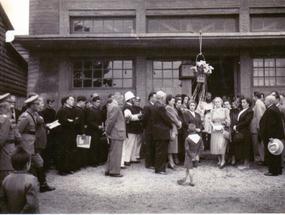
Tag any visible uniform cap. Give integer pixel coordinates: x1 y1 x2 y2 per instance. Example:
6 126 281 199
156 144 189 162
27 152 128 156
24 95 39 104
0 93 10 103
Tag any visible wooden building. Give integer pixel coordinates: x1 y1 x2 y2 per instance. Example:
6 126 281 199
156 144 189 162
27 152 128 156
0 3 27 99
15 0 285 105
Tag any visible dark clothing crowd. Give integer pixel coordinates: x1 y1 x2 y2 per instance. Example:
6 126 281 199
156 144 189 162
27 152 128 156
0 90 284 213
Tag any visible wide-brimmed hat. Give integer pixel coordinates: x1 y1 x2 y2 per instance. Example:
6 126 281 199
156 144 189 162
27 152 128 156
268 138 284 155
0 93 10 103
24 95 39 104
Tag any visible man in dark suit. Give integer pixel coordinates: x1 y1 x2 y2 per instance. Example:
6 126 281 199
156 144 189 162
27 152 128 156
142 92 156 169
152 91 173 174
259 95 284 176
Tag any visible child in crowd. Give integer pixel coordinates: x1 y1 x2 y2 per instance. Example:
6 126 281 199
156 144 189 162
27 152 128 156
177 123 204 187
0 146 39 213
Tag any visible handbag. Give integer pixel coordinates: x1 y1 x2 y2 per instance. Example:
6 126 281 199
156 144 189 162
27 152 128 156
223 130 230 140
76 135 91 149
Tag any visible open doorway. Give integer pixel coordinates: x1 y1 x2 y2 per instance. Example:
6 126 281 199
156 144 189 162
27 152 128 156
206 57 235 99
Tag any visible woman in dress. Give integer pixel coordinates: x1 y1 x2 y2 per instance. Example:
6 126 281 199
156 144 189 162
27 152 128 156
210 97 230 168
233 98 253 170
165 95 182 169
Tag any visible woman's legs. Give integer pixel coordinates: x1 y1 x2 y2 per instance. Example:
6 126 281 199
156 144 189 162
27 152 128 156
168 154 175 168
189 169 195 186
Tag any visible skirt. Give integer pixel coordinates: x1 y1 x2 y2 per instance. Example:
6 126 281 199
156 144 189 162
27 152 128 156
168 135 178 154
210 130 227 155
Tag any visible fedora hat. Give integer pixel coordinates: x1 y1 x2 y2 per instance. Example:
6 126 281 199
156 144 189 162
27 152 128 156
268 138 284 156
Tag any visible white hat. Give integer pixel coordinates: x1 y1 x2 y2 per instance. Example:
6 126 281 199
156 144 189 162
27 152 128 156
156 90 166 99
124 91 135 102
24 95 39 104
0 93 10 102
268 138 284 155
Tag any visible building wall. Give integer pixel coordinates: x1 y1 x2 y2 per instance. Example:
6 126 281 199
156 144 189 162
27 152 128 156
27 0 285 105
0 11 27 99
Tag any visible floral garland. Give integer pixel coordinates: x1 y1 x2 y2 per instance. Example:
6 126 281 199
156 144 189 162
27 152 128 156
191 60 214 75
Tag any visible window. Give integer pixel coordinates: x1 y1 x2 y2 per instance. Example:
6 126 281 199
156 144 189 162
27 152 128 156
73 59 133 88
251 14 285 32
70 17 135 34
152 61 182 95
253 58 285 87
147 16 238 33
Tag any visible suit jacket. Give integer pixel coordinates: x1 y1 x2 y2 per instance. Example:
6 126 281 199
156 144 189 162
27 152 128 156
184 110 203 130
152 102 173 141
259 104 285 142
142 102 155 135
236 108 254 134
1 172 39 213
105 101 126 141
250 99 266 133
165 105 181 135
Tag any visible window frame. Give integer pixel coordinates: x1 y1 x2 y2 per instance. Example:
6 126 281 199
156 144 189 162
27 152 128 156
70 16 136 34
71 58 135 89
252 57 285 87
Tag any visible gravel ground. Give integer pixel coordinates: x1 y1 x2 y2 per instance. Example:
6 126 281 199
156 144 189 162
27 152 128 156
40 158 285 213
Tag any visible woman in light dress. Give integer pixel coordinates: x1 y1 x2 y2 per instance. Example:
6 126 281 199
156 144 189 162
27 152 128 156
165 95 182 169
210 97 230 168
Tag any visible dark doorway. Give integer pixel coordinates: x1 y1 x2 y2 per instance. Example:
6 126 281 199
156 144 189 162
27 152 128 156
206 57 235 99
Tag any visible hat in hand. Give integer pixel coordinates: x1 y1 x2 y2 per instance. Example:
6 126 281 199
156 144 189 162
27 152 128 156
268 138 284 156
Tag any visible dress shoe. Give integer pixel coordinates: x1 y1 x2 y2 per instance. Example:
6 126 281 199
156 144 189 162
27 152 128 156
121 166 127 169
177 179 186 185
124 162 131 166
58 171 70 176
264 172 278 176
109 173 123 177
40 185 56 193
146 166 154 169
104 171 110 176
130 160 140 164
189 183 195 187
155 171 167 175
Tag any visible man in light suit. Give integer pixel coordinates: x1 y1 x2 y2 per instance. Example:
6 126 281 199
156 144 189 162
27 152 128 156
250 91 266 164
105 92 126 177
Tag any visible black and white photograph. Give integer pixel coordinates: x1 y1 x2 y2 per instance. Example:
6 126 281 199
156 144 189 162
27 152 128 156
0 0 285 213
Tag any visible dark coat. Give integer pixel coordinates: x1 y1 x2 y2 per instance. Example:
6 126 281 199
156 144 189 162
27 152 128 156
142 102 155 135
40 107 56 124
234 108 254 161
184 111 203 131
74 106 86 135
152 102 173 141
85 106 104 138
259 105 284 142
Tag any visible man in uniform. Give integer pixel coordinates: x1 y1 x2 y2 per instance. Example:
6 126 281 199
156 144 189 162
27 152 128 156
0 93 18 185
17 94 55 192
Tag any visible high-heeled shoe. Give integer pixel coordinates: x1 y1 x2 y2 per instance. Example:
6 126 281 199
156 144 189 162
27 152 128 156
219 163 226 169
168 163 176 170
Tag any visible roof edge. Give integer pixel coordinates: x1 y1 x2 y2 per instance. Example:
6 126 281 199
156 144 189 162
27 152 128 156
0 3 14 30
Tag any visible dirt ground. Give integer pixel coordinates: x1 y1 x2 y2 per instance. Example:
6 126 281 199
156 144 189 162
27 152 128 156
39 158 285 213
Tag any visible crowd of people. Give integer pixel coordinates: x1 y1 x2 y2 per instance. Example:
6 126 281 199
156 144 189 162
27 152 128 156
0 89 284 213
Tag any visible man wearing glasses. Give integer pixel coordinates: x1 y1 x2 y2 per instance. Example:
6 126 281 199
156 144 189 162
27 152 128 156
17 94 55 192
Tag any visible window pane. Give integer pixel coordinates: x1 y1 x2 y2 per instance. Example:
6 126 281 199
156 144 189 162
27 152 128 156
103 78 112 87
264 68 275 77
83 79 92 87
113 70 123 78
163 70 172 78
113 79 123 88
83 19 92 32
276 68 285 76
113 61 122 69
94 20 103 33
251 15 285 32
253 78 259 86
123 70 132 78
73 20 83 32
74 79 82 88
276 58 285 67
104 20 114 33
93 69 102 78
123 20 134 33
114 19 124 33
73 70 81 79
123 61 133 69
153 70 162 78
253 59 263 67
277 77 285 86
265 77 275 86
163 62 172 69
84 61 92 70
153 61 162 69
93 79 102 87
264 58 274 67
84 70 92 78
123 79 132 88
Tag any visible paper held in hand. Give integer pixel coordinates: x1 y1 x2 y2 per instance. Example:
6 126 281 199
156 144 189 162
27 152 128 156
46 120 61 129
76 135 91 149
